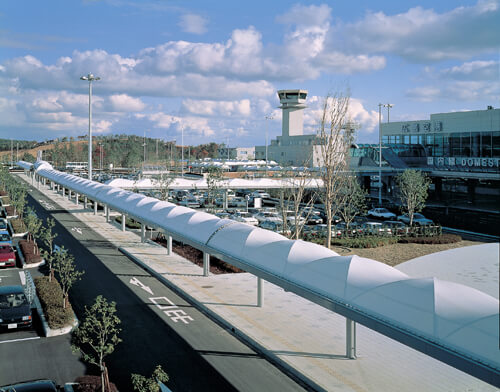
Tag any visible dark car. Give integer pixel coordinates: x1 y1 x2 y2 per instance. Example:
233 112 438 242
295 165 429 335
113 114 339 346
0 379 58 391
0 285 32 330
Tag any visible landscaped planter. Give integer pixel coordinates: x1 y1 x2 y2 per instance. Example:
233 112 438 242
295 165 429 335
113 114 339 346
9 218 28 237
16 239 45 268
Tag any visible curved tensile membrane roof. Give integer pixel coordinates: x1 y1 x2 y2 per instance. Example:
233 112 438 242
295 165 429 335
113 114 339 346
20 161 500 379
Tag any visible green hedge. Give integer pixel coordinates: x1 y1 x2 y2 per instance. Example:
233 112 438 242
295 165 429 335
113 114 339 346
331 236 399 248
34 276 74 329
398 233 462 244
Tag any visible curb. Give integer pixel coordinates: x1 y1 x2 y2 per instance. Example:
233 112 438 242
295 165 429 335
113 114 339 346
15 242 46 269
118 246 324 392
34 290 79 338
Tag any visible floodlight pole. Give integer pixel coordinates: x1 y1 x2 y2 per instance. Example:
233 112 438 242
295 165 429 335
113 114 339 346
80 73 100 181
378 103 394 205
378 103 383 205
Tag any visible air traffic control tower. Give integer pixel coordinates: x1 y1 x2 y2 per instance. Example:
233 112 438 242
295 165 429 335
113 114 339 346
278 89 308 137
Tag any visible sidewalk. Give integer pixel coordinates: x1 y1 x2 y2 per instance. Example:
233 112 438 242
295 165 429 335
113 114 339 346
22 174 496 392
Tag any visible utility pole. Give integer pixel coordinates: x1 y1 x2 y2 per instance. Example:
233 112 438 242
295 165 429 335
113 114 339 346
16 143 19 162
10 139 13 166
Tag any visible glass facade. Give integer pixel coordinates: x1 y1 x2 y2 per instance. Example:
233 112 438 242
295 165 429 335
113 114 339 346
383 131 500 158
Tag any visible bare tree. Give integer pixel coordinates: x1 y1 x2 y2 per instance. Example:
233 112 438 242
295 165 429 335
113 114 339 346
316 89 351 248
156 171 174 202
338 175 367 233
278 167 317 240
396 169 431 226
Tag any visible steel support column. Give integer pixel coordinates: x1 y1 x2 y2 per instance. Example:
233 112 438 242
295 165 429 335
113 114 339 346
141 223 146 243
94 201 97 215
106 205 110 222
346 318 357 359
84 196 87 209
76 193 79 206
121 214 126 232
203 252 210 276
167 235 172 255
257 277 264 307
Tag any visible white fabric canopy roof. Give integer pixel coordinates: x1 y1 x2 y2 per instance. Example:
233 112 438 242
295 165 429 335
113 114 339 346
21 160 500 375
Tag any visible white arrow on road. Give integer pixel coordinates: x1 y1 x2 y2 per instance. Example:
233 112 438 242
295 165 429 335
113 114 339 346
71 227 83 235
129 277 154 295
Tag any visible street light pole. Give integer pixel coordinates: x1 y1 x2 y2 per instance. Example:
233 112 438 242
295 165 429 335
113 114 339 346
385 103 393 123
378 103 383 205
80 73 100 181
182 127 185 177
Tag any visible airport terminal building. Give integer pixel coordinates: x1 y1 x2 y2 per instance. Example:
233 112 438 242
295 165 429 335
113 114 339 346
378 107 500 235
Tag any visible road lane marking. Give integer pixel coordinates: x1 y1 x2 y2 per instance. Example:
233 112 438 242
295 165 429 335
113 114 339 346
129 277 153 295
71 227 83 235
150 296 194 324
0 336 40 344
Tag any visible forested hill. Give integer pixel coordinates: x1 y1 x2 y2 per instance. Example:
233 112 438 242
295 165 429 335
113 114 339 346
0 134 221 169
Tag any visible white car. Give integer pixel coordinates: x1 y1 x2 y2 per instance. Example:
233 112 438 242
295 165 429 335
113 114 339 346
397 213 434 226
178 197 200 208
231 211 259 226
251 190 270 199
254 211 283 224
228 197 248 208
367 208 396 220
285 211 306 225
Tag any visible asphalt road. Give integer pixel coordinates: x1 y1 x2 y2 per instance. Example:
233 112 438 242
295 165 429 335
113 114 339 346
1 180 307 392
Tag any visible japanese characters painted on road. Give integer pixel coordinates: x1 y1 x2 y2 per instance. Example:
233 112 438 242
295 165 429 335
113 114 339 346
150 296 194 325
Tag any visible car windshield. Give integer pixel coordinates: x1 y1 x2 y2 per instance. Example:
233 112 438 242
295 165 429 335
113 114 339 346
0 234 10 241
414 213 425 219
239 213 251 218
0 293 28 309
0 245 12 253
0 222 7 229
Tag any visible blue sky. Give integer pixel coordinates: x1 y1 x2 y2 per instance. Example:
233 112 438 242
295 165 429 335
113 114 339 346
0 0 498 147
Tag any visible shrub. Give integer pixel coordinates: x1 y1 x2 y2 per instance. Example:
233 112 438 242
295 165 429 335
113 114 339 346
331 236 399 249
34 276 74 329
114 215 141 229
10 218 26 233
398 233 462 244
19 239 42 264
73 376 118 392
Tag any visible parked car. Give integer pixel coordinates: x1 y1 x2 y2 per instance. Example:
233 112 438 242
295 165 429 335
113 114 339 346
228 197 247 208
251 190 271 199
259 220 291 236
362 221 391 236
0 245 16 268
335 222 364 237
384 220 408 235
397 213 434 226
301 208 323 224
178 197 201 208
318 210 342 224
0 379 58 391
254 211 283 224
285 211 307 226
0 285 32 330
231 211 259 226
0 230 12 246
367 208 396 220
215 212 232 220
0 218 8 231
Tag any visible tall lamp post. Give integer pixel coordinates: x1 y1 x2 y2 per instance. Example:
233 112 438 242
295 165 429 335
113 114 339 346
181 125 184 178
378 103 393 205
80 73 100 181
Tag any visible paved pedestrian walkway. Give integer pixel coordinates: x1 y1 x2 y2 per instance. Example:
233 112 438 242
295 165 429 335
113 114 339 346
22 174 496 392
